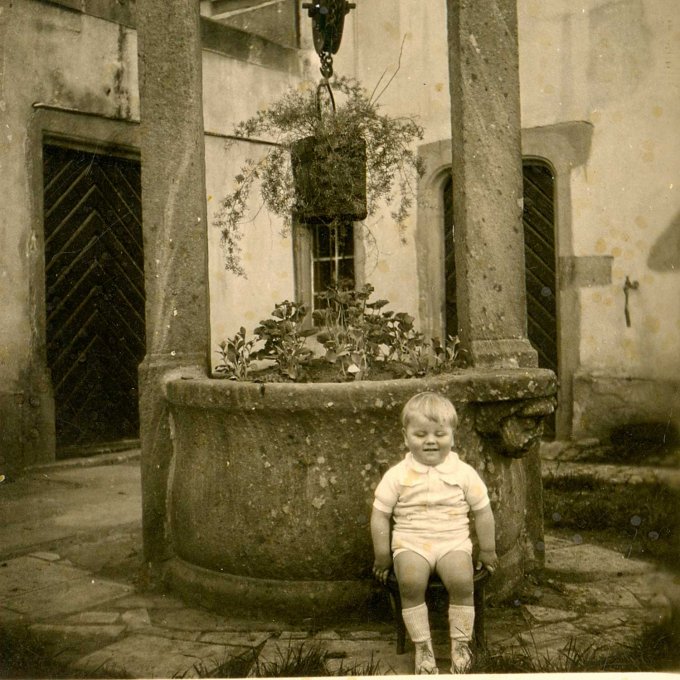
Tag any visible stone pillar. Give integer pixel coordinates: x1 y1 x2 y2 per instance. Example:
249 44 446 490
446 0 537 368
137 0 210 564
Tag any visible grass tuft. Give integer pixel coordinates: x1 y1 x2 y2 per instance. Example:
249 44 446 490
543 473 679 568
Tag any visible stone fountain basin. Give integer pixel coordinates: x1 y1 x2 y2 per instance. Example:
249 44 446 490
163 368 555 620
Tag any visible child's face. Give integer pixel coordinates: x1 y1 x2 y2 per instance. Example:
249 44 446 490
403 413 454 467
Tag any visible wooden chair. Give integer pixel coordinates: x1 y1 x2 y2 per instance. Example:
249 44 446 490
384 567 490 654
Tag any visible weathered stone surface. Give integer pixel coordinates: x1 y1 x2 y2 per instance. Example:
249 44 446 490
136 626 201 642
73 634 231 679
166 370 555 616
0 556 87 597
516 621 587 648
576 607 663 633
150 606 231 631
523 605 579 623
346 630 383 640
137 0 211 567
63 611 121 625
121 608 151 628
30 623 125 642
199 631 272 646
312 630 342 640
559 582 642 609
278 631 309 640
1 576 133 618
544 543 656 576
29 551 61 562
446 0 537 368
111 593 186 609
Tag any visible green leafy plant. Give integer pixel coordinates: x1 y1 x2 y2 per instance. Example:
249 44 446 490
214 76 425 275
254 300 316 381
215 327 256 380
216 283 464 383
313 282 391 379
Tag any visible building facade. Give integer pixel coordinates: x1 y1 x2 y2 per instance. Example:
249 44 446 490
1 0 678 474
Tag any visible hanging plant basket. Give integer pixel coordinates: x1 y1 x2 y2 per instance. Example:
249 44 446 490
214 77 425 276
291 133 367 224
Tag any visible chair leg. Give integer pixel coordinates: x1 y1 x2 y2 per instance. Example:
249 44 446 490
472 581 486 651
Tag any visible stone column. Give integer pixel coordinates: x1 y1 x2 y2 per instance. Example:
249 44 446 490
137 0 210 564
446 0 537 368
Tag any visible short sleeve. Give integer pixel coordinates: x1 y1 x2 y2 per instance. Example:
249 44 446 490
464 466 490 511
373 466 400 514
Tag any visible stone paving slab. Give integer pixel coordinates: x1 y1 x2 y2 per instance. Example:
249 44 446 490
72 633 236 679
0 555 87 597
559 581 647 609
1 575 133 618
134 625 202 642
523 604 579 623
111 592 187 609
576 607 661 633
198 630 273 647
149 606 234 631
63 610 122 625
544 542 656 577
514 621 589 650
29 622 126 644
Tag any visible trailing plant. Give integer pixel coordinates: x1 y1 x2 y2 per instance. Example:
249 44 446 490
253 300 316 381
214 76 425 275
214 327 256 380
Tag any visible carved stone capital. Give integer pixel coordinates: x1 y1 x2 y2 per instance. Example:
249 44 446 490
476 397 555 458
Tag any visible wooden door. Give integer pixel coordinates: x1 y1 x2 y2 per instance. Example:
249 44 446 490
443 162 558 375
43 144 145 455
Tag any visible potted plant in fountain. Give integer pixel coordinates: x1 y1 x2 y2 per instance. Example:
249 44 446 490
163 77 556 622
213 76 425 276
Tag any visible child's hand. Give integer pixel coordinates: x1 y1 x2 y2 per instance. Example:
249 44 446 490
476 549 499 574
372 557 392 584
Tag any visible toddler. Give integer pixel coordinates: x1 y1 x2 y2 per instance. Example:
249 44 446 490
371 391 498 674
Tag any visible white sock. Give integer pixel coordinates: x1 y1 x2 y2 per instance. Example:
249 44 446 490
402 602 432 643
448 604 475 642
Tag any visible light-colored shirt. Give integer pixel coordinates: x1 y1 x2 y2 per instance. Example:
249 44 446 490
373 451 489 535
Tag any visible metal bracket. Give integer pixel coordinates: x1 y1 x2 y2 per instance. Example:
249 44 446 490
623 275 639 327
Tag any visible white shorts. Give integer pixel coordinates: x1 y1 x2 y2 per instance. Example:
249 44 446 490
392 531 472 571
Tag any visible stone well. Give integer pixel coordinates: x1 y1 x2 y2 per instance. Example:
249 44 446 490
164 369 555 620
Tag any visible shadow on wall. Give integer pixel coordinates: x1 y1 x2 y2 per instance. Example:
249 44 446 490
648 210 680 272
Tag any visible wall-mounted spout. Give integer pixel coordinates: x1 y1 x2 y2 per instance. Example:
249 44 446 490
623 276 640 327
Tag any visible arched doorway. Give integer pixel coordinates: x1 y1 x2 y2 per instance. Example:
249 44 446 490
443 161 557 409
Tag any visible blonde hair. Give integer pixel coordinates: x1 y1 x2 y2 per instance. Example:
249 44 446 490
401 391 458 429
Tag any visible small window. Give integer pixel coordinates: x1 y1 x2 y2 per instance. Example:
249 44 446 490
294 220 361 319
312 222 355 310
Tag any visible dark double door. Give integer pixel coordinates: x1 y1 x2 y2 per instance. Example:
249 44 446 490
43 144 145 455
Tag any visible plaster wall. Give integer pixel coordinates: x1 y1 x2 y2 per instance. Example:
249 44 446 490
331 0 679 438
202 48 309 357
516 0 680 436
0 0 138 470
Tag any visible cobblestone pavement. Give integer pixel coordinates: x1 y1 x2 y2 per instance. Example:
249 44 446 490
0 450 676 677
